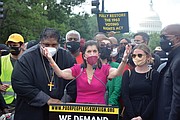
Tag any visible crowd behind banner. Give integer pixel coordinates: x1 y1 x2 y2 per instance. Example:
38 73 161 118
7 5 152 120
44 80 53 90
0 24 180 120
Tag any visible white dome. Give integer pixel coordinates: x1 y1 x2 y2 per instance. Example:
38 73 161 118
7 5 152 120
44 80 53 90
144 11 160 21
143 2 160 21
137 1 162 34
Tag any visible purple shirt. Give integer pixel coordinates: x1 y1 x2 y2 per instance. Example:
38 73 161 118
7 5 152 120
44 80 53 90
71 64 111 104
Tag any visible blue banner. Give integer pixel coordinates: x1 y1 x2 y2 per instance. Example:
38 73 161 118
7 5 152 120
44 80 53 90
97 12 129 33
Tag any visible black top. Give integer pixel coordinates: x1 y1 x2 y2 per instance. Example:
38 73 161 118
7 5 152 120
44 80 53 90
11 45 76 120
154 47 180 120
151 53 161 70
122 69 159 120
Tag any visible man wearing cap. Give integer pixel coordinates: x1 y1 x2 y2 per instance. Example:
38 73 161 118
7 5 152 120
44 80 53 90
0 33 25 112
154 46 168 64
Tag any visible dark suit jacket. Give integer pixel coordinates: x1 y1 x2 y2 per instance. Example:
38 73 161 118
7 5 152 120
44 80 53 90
154 47 180 120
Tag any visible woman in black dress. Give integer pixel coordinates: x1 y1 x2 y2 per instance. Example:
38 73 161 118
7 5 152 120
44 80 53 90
122 44 159 120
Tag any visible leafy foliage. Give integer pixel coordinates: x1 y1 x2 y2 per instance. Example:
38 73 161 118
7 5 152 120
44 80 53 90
149 33 160 51
0 0 161 49
0 0 87 43
86 15 99 39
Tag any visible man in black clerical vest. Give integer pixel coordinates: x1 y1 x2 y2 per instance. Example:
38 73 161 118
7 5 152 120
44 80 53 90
11 28 77 120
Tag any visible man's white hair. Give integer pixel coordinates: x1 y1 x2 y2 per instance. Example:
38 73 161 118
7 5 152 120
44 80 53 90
65 30 81 42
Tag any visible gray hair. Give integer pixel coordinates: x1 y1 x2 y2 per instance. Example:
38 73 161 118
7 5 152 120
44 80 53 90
65 30 81 42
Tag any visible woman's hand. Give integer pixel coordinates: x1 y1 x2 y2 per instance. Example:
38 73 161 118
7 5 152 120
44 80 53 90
123 44 132 61
41 46 53 62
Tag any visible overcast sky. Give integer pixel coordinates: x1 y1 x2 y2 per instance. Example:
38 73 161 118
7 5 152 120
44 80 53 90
58 0 180 32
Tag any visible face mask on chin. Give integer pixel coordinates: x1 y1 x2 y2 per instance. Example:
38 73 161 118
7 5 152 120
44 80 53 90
66 41 80 54
46 47 57 57
10 46 21 56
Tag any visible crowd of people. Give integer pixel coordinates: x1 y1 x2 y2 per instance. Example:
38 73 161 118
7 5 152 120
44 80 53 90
0 23 180 120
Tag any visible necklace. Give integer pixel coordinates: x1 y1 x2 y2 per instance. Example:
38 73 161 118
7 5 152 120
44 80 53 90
87 76 93 84
145 68 151 80
88 76 92 81
41 52 57 91
87 69 94 84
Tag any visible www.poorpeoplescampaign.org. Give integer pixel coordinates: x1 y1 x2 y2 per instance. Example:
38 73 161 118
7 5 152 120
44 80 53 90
59 115 109 120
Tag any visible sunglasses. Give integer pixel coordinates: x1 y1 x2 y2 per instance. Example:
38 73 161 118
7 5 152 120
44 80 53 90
100 42 112 49
120 42 128 46
111 44 119 48
160 34 180 40
131 54 146 58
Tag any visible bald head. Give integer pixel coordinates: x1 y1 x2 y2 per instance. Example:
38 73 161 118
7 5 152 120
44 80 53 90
94 32 107 42
161 24 180 35
109 37 118 44
160 24 180 50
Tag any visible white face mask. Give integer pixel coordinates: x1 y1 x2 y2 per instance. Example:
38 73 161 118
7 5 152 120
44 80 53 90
46 47 57 57
110 48 118 57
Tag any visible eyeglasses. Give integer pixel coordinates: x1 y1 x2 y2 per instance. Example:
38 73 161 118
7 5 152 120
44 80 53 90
111 44 119 48
134 39 144 44
131 54 146 58
120 42 128 46
99 42 112 49
67 38 79 41
160 34 180 40
40 42 58 47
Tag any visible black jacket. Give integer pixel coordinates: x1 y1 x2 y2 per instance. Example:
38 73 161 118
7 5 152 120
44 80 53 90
12 45 76 120
154 47 180 120
122 69 159 120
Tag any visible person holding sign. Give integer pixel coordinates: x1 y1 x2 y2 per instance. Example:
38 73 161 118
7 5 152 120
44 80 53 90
11 28 77 120
42 40 131 104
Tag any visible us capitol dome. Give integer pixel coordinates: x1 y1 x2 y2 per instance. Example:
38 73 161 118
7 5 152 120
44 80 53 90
137 0 162 34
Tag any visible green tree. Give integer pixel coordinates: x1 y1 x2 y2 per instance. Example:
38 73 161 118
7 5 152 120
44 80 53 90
67 13 91 39
86 15 99 39
0 0 86 43
149 33 160 51
0 0 60 43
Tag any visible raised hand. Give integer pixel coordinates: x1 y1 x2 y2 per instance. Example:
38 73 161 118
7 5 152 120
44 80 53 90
123 44 132 60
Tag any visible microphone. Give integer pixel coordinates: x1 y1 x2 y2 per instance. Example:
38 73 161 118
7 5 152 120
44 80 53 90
92 65 109 105
0 44 10 56
63 64 84 103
